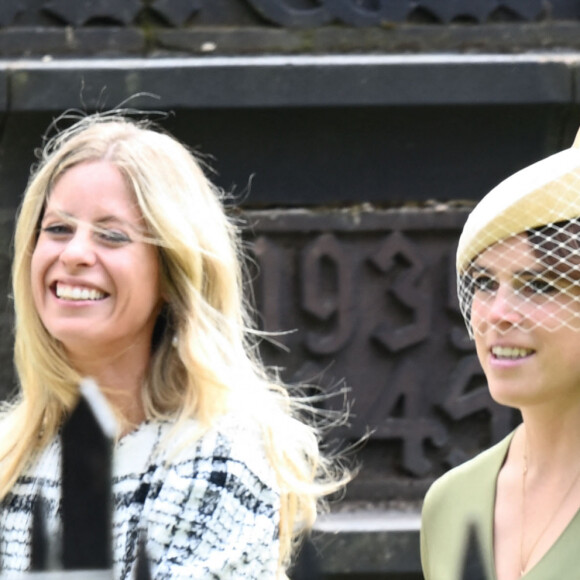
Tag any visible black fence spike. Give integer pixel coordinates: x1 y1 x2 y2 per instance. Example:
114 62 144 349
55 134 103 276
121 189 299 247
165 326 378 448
30 496 49 571
134 533 152 580
61 379 116 570
460 522 488 580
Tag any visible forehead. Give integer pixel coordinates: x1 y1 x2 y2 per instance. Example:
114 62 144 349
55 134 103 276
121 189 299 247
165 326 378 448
46 161 141 221
473 234 537 272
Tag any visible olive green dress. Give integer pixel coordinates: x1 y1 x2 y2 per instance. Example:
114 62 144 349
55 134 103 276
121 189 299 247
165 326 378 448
421 432 580 580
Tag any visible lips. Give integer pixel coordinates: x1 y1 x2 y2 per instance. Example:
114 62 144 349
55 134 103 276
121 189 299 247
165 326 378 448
491 345 535 360
54 282 107 301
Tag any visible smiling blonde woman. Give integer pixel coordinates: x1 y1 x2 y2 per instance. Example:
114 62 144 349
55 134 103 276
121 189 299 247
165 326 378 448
0 112 347 579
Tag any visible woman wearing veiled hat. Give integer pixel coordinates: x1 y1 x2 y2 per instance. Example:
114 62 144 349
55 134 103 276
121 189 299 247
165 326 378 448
421 131 580 580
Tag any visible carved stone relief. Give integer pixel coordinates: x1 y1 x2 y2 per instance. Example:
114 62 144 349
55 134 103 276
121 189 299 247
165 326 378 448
245 209 519 500
0 0 573 28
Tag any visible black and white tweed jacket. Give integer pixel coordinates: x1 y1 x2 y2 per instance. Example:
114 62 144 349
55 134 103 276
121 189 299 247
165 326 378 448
0 415 281 578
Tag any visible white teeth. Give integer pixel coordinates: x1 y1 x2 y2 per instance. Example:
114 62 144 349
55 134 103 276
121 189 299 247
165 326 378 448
491 346 534 360
56 283 106 301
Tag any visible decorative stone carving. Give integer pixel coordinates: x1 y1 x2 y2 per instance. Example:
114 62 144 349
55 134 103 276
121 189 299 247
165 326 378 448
246 209 519 498
42 0 142 26
3 0 567 29
245 0 547 26
150 0 202 27
247 0 332 28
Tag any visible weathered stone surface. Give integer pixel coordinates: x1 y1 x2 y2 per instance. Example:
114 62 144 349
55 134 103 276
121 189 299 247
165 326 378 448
0 28 146 57
10 0 577 29
0 1 578 58
313 513 421 576
0 2 577 577
42 0 142 26
150 0 202 27
242 208 521 503
0 55 577 212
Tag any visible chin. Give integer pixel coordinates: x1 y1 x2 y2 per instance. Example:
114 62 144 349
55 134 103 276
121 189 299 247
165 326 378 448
488 385 529 409
51 330 99 351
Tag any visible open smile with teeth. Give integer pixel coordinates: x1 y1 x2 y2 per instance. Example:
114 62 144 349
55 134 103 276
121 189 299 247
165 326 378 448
55 283 107 301
491 346 535 360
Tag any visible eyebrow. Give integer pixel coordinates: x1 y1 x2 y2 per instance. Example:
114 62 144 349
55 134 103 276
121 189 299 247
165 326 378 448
466 264 555 279
516 269 558 279
41 210 139 230
465 264 490 277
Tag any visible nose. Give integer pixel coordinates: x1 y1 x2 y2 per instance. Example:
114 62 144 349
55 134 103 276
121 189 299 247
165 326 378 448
485 285 524 330
472 284 523 334
59 229 97 269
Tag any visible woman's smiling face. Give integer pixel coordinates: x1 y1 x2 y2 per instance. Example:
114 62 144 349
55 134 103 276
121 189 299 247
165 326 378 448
30 160 162 359
470 234 580 409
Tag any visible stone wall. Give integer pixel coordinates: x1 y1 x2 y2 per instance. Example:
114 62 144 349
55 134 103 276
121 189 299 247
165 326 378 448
3 2 580 576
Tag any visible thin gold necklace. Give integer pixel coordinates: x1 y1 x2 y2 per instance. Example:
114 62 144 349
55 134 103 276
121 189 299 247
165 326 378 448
520 442 580 576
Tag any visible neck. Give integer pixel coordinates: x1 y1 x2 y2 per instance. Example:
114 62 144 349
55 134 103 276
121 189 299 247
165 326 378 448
518 404 580 473
67 346 150 432
517 410 580 577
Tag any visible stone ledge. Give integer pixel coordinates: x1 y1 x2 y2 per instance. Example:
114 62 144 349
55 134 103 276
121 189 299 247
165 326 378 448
0 53 578 111
6 23 580 57
313 510 422 575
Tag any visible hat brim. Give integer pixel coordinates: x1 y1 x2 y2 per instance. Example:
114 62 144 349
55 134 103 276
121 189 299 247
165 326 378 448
456 148 580 273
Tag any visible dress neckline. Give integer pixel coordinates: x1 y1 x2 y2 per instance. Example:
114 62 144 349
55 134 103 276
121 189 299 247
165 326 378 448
489 431 580 579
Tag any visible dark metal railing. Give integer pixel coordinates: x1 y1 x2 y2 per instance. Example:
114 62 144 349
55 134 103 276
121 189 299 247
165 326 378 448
461 524 489 580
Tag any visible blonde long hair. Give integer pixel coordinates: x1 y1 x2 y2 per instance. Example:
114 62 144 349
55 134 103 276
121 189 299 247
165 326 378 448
1 113 347 573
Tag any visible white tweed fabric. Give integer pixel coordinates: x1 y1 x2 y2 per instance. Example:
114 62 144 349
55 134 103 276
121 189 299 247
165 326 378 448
0 415 281 579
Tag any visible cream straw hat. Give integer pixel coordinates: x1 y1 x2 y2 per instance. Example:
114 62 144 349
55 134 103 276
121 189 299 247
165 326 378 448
457 130 580 273
456 129 580 336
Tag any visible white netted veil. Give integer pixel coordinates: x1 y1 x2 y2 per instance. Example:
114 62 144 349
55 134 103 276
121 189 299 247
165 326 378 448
457 129 580 337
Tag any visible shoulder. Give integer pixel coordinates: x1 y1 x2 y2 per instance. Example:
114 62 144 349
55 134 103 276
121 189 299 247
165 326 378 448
123 414 278 492
2 436 61 531
429 432 512 490
113 416 280 523
146 416 280 535
19 436 61 480
423 431 513 516
194 413 278 491
420 433 513 580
